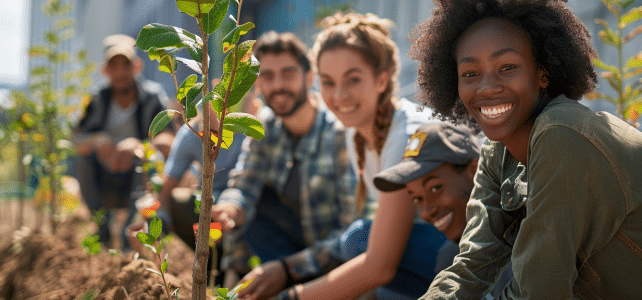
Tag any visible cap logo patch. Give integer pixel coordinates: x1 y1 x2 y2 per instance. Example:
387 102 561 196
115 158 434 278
403 132 427 157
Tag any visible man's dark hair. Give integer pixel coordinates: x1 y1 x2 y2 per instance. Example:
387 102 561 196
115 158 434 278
408 0 598 125
253 31 311 72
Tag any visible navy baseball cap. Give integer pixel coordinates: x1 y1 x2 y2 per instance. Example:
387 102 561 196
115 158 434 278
373 123 480 192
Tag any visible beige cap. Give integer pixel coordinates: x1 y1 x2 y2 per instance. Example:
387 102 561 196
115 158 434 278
103 34 137 62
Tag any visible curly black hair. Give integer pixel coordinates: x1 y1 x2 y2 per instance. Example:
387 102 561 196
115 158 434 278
408 0 598 125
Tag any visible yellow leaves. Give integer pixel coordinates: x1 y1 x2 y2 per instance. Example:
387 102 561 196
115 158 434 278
32 134 45 143
31 176 80 212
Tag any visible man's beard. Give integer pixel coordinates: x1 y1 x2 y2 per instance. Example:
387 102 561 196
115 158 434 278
112 80 136 96
265 84 308 117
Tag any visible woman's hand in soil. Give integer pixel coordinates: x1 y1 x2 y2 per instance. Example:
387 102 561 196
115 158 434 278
211 203 245 231
236 260 287 300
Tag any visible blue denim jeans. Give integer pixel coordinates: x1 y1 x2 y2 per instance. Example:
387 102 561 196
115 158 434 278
243 186 307 262
339 219 459 299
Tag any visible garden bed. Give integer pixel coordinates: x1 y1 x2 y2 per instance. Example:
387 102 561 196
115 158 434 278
0 201 207 300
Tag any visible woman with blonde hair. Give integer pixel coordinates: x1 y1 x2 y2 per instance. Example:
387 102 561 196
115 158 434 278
237 12 458 300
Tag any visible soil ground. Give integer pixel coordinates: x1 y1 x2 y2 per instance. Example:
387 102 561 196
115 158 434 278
0 198 213 300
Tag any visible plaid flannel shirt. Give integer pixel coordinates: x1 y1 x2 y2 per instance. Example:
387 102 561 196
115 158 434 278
218 96 357 281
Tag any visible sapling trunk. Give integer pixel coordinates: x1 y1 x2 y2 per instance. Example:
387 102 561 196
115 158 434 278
137 1 262 297
193 7 214 298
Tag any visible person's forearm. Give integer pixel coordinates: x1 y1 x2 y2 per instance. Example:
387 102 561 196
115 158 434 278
158 174 179 210
71 132 98 156
295 252 394 300
295 189 415 300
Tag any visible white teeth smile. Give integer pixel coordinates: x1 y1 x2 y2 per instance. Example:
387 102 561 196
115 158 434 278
433 211 453 231
337 105 358 114
480 103 513 118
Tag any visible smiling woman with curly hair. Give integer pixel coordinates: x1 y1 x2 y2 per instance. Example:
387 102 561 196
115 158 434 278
409 0 597 127
408 1 642 299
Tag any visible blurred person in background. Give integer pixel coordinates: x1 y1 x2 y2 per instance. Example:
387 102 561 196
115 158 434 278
72 34 174 250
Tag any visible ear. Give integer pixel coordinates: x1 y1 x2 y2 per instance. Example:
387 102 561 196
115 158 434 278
101 63 109 77
537 64 549 90
376 71 390 94
465 157 479 180
305 70 314 89
133 58 143 76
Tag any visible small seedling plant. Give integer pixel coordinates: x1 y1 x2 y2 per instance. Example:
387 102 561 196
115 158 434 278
137 217 178 300
1 91 39 230
136 0 264 297
586 0 642 126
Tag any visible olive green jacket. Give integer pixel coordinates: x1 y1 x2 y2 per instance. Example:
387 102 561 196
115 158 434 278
422 95 642 299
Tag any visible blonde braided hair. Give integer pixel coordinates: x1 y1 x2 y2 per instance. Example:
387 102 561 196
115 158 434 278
312 12 399 216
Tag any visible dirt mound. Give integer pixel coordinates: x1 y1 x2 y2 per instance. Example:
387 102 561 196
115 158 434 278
0 214 203 300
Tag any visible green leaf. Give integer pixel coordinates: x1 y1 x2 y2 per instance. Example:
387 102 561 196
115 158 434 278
177 75 199 101
176 57 203 74
623 85 641 105
598 0 620 16
81 234 101 255
137 24 202 54
46 31 59 46
51 52 70 64
144 242 158 254
157 238 164 253
186 82 204 119
248 255 261 268
595 19 621 47
202 0 230 34
228 55 260 107
223 40 256 89
620 6 642 28
147 48 179 74
30 66 50 77
149 110 178 139
222 22 255 53
77 49 87 61
204 90 224 113
161 253 169 273
160 54 178 73
185 40 204 62
223 113 265 140
176 0 217 17
54 18 75 30
29 45 49 57
215 52 259 111
217 288 229 297
146 268 162 276
624 68 642 79
150 217 163 239
592 57 619 74
625 51 642 69
136 232 155 246
622 0 636 9
64 85 78 97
